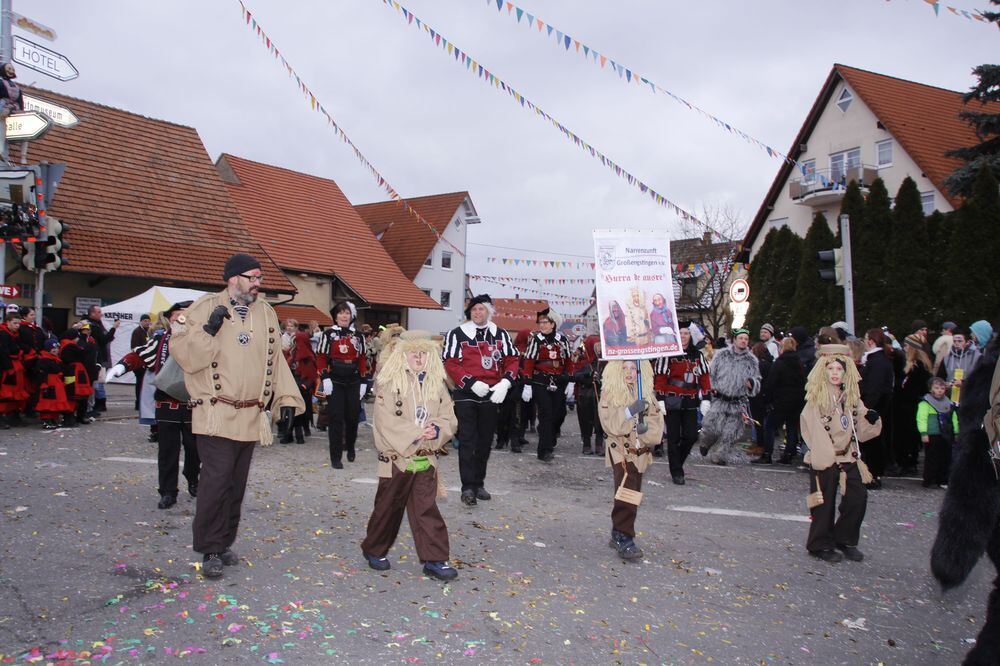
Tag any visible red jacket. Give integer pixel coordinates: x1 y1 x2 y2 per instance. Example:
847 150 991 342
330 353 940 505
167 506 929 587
444 321 518 398
653 348 711 399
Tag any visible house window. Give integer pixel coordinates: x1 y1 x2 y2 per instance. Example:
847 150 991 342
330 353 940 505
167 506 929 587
440 290 451 309
768 217 789 229
921 192 935 215
836 88 853 113
441 251 452 270
801 159 816 183
680 277 698 301
421 289 432 298
876 139 893 167
423 254 433 267
830 148 860 184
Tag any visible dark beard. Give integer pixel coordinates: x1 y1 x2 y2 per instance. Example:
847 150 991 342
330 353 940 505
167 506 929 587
233 285 257 305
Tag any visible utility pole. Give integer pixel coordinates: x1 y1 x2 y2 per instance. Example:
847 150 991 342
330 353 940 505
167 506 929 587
839 213 855 336
0 0 9 278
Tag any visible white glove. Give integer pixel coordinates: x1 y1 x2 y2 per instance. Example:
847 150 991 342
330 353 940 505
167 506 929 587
359 384 368 400
471 381 490 398
322 378 333 396
522 384 533 402
489 378 511 404
564 382 575 399
700 399 711 417
106 364 127 380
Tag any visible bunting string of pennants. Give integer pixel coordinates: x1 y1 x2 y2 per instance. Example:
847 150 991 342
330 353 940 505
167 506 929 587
236 1 465 257
470 275 595 304
473 274 596 284
377 0 722 235
908 0 997 23
486 256 596 269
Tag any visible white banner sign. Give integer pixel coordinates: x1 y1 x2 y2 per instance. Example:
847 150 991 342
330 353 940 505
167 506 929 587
593 229 682 360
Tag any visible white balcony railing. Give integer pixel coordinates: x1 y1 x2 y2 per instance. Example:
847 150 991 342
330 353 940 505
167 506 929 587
789 164 879 203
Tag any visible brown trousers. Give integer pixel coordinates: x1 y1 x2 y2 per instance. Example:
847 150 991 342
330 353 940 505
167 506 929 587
806 463 867 553
361 465 449 562
192 435 255 555
612 461 643 537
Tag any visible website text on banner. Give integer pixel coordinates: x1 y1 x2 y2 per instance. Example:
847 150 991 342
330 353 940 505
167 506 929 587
593 229 682 361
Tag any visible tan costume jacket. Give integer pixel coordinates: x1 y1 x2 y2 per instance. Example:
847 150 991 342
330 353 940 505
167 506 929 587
373 372 457 478
599 393 664 473
170 289 304 444
801 399 881 471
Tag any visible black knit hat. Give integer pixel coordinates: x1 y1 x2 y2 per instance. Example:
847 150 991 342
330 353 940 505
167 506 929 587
464 294 493 320
222 253 262 281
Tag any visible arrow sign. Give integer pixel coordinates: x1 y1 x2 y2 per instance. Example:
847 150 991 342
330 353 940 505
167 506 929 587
0 285 22 299
22 94 78 128
5 111 53 141
11 12 58 41
12 35 78 82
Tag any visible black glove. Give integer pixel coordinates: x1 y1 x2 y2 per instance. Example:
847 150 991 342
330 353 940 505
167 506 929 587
627 398 647 417
203 305 231 336
865 409 879 425
636 421 649 435
280 406 295 431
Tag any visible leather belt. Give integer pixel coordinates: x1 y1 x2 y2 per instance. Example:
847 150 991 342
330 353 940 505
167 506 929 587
378 448 444 463
210 395 264 409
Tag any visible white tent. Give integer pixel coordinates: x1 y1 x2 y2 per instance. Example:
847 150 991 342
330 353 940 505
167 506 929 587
103 286 207 384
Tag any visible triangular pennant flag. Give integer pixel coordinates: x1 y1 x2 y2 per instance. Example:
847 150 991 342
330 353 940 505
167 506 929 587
515 7 523 22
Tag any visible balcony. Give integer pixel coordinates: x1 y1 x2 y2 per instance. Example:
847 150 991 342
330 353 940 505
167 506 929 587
789 165 879 207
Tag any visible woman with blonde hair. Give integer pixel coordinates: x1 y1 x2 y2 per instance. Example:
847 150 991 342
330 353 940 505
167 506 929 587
599 360 664 561
896 335 934 475
800 345 882 563
361 330 459 581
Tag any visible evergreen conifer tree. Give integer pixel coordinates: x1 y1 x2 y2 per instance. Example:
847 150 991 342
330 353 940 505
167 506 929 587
837 181 865 245
883 177 930 333
790 212 839 332
945 166 1000 322
853 179 892 328
768 226 804 330
746 227 782 332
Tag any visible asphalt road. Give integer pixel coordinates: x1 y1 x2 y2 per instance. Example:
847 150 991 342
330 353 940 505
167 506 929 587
0 386 992 664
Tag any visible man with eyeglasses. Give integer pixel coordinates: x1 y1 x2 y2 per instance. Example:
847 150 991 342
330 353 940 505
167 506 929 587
170 253 305 579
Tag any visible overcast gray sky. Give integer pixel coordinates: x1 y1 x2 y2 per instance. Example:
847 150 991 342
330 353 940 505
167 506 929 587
24 0 997 312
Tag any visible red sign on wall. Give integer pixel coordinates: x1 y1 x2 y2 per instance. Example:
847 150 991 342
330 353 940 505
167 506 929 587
0 285 22 299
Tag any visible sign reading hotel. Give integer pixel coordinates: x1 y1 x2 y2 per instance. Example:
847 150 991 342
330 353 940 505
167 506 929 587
593 229 682 361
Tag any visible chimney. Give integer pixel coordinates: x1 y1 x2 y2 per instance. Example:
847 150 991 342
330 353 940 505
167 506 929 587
702 231 712 245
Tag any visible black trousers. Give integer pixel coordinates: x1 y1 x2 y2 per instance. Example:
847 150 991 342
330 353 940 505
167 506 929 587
665 407 699 477
327 381 360 464
764 409 799 458
157 419 199 496
134 369 145 411
495 378 520 445
533 382 564 459
807 463 867 553
454 397 497 491
192 436 255 555
923 435 952 486
576 388 604 447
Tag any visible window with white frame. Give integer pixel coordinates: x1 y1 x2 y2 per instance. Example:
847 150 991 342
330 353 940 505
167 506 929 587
423 254 433 267
876 139 893 167
769 217 789 229
836 88 853 113
920 192 935 215
830 148 860 184
441 251 452 270
801 159 816 183
440 290 451 309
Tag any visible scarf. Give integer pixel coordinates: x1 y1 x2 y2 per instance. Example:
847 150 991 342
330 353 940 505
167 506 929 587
922 393 953 414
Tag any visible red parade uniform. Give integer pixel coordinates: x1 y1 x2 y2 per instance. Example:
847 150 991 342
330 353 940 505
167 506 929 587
31 350 73 423
653 347 711 481
0 323 30 415
522 331 571 460
60 336 94 427
316 325 368 466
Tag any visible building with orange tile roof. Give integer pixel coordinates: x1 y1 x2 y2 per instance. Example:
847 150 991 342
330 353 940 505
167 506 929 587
216 154 441 330
3 87 294 333
743 64 994 256
356 191 480 335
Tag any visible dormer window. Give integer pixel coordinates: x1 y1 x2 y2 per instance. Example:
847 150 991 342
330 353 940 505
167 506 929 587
837 88 853 113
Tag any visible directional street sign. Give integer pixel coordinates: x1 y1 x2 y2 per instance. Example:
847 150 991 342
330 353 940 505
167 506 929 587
0 285 22 299
11 12 58 41
5 111 53 141
12 35 78 82
22 94 78 128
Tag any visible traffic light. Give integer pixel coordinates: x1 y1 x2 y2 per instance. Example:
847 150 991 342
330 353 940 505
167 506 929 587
818 249 844 286
39 218 67 270
20 240 36 270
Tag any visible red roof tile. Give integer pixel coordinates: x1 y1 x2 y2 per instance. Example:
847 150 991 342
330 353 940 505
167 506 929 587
743 64 996 250
22 87 295 293
355 191 470 280
218 154 440 310
274 303 332 327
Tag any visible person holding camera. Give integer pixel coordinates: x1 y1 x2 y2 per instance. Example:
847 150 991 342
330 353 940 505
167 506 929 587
170 253 304 579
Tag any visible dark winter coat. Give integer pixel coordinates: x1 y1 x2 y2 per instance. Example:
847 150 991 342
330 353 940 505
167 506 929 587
749 354 772 414
861 348 894 419
765 350 806 415
796 337 817 373
86 316 116 366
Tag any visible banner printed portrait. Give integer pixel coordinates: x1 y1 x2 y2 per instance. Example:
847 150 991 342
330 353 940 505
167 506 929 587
593 229 682 361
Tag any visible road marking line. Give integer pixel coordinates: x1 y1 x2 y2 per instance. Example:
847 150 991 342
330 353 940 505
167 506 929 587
750 466 796 474
103 456 157 464
691 464 735 470
667 504 810 522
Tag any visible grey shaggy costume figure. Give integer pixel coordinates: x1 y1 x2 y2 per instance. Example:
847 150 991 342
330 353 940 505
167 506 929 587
696 345 761 464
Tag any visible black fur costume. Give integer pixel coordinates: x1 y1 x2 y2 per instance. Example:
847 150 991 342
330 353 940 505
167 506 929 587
930 337 999 665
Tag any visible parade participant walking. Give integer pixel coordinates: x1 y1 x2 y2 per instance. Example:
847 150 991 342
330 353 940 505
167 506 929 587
599 360 663 560
654 322 711 483
801 344 882 563
443 294 518 506
108 301 200 510
283 324 317 444
572 334 605 456
130 313 152 411
316 302 367 468
696 328 761 465
522 308 571 462
917 377 958 488
495 329 529 452
170 253 304 579
859 328 895 488
31 339 73 429
0 310 29 428
360 330 458 580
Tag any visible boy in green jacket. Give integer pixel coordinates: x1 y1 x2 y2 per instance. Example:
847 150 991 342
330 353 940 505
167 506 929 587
917 377 958 488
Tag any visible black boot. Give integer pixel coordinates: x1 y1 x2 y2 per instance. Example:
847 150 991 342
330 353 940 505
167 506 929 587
653 444 664 458
94 398 107 413
750 454 773 465
582 438 593 455
303 423 311 437
280 428 294 444
495 438 508 450
294 424 305 444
